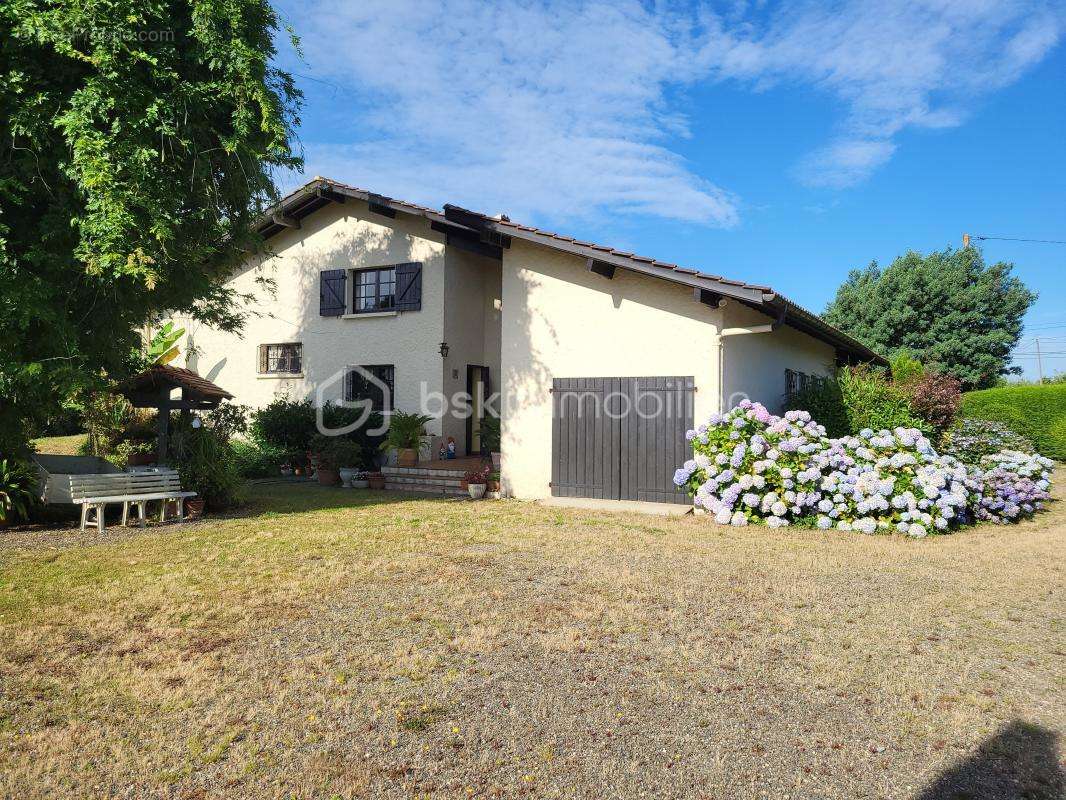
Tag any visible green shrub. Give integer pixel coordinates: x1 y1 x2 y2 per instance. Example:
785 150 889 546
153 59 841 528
837 365 927 435
0 458 37 525
961 384 1066 461
251 396 383 469
784 379 850 438
889 349 925 384
231 440 286 479
250 396 317 453
311 435 364 470
480 415 501 453
169 419 242 510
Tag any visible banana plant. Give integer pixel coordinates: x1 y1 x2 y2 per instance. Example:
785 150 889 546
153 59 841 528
146 321 185 366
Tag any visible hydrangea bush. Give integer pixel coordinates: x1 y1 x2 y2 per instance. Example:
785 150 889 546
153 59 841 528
675 400 1053 536
941 418 1035 463
971 451 1054 523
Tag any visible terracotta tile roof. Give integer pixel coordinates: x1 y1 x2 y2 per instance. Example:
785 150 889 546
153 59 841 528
255 178 885 364
442 203 774 295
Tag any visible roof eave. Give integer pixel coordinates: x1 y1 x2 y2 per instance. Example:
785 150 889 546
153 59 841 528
478 219 770 304
254 180 886 365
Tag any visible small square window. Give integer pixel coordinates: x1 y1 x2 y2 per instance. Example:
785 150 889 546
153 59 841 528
259 343 302 374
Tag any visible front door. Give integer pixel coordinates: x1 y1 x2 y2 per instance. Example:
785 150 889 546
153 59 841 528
466 365 490 455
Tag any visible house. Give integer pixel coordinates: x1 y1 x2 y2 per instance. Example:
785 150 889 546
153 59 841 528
181 178 883 504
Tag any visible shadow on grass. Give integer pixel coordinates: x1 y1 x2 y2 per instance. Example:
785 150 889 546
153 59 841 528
229 481 468 520
914 720 1063 800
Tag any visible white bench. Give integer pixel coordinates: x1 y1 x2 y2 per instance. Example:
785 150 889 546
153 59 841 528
69 469 196 532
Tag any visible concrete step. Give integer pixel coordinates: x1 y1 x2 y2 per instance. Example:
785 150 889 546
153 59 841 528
383 473 463 487
382 465 469 479
384 481 467 496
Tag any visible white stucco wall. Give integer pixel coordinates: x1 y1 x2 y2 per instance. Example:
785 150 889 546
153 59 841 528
439 248 502 452
718 302 836 414
179 200 449 436
499 240 722 500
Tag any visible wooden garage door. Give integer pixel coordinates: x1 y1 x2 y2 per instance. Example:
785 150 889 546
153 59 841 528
551 376 694 504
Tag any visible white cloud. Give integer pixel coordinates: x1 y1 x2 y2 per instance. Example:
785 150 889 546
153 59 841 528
284 0 740 226
795 138 897 189
701 0 1063 186
280 0 1062 222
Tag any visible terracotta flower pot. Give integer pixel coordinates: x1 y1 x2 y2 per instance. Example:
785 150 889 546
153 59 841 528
185 498 206 519
397 448 418 467
367 473 386 490
317 467 340 486
127 451 156 467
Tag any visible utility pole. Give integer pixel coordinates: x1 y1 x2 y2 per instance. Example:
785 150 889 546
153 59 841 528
1036 337 1044 384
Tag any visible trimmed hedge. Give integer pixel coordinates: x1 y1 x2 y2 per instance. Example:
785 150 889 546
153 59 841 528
961 384 1066 461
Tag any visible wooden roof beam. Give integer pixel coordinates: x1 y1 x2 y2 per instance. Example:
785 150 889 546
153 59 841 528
271 213 300 229
587 258 616 279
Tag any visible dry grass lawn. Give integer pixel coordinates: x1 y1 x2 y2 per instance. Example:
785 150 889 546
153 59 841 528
30 434 88 456
1 480 1063 799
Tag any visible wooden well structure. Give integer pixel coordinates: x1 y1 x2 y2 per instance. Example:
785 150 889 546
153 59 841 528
116 366 233 465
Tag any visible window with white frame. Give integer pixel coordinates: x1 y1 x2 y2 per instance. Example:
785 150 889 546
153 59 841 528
352 267 396 313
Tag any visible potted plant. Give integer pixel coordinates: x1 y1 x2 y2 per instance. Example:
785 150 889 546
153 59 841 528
126 440 157 467
464 464 490 499
380 411 433 468
486 470 501 500
169 422 242 514
329 440 365 487
0 459 36 528
351 470 370 489
311 435 341 486
367 471 386 490
480 416 502 470
280 463 293 477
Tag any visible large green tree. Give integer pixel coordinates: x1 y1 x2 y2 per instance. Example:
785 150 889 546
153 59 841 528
823 248 1035 390
0 0 301 452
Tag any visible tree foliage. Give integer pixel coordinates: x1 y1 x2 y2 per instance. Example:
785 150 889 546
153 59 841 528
822 248 1035 390
0 0 302 453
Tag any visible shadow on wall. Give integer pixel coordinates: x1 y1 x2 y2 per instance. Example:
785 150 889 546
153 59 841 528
287 217 429 419
500 268 557 489
913 720 1063 800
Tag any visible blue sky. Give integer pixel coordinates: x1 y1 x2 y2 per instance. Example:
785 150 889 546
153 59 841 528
273 0 1065 380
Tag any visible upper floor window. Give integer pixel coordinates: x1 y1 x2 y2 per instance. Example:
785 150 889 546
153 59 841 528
259 343 302 374
354 267 396 313
319 263 422 317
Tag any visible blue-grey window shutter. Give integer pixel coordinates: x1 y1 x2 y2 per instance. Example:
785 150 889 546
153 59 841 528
320 269 346 316
395 262 422 311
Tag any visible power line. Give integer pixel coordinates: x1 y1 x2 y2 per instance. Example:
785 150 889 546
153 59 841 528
972 234 1066 245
